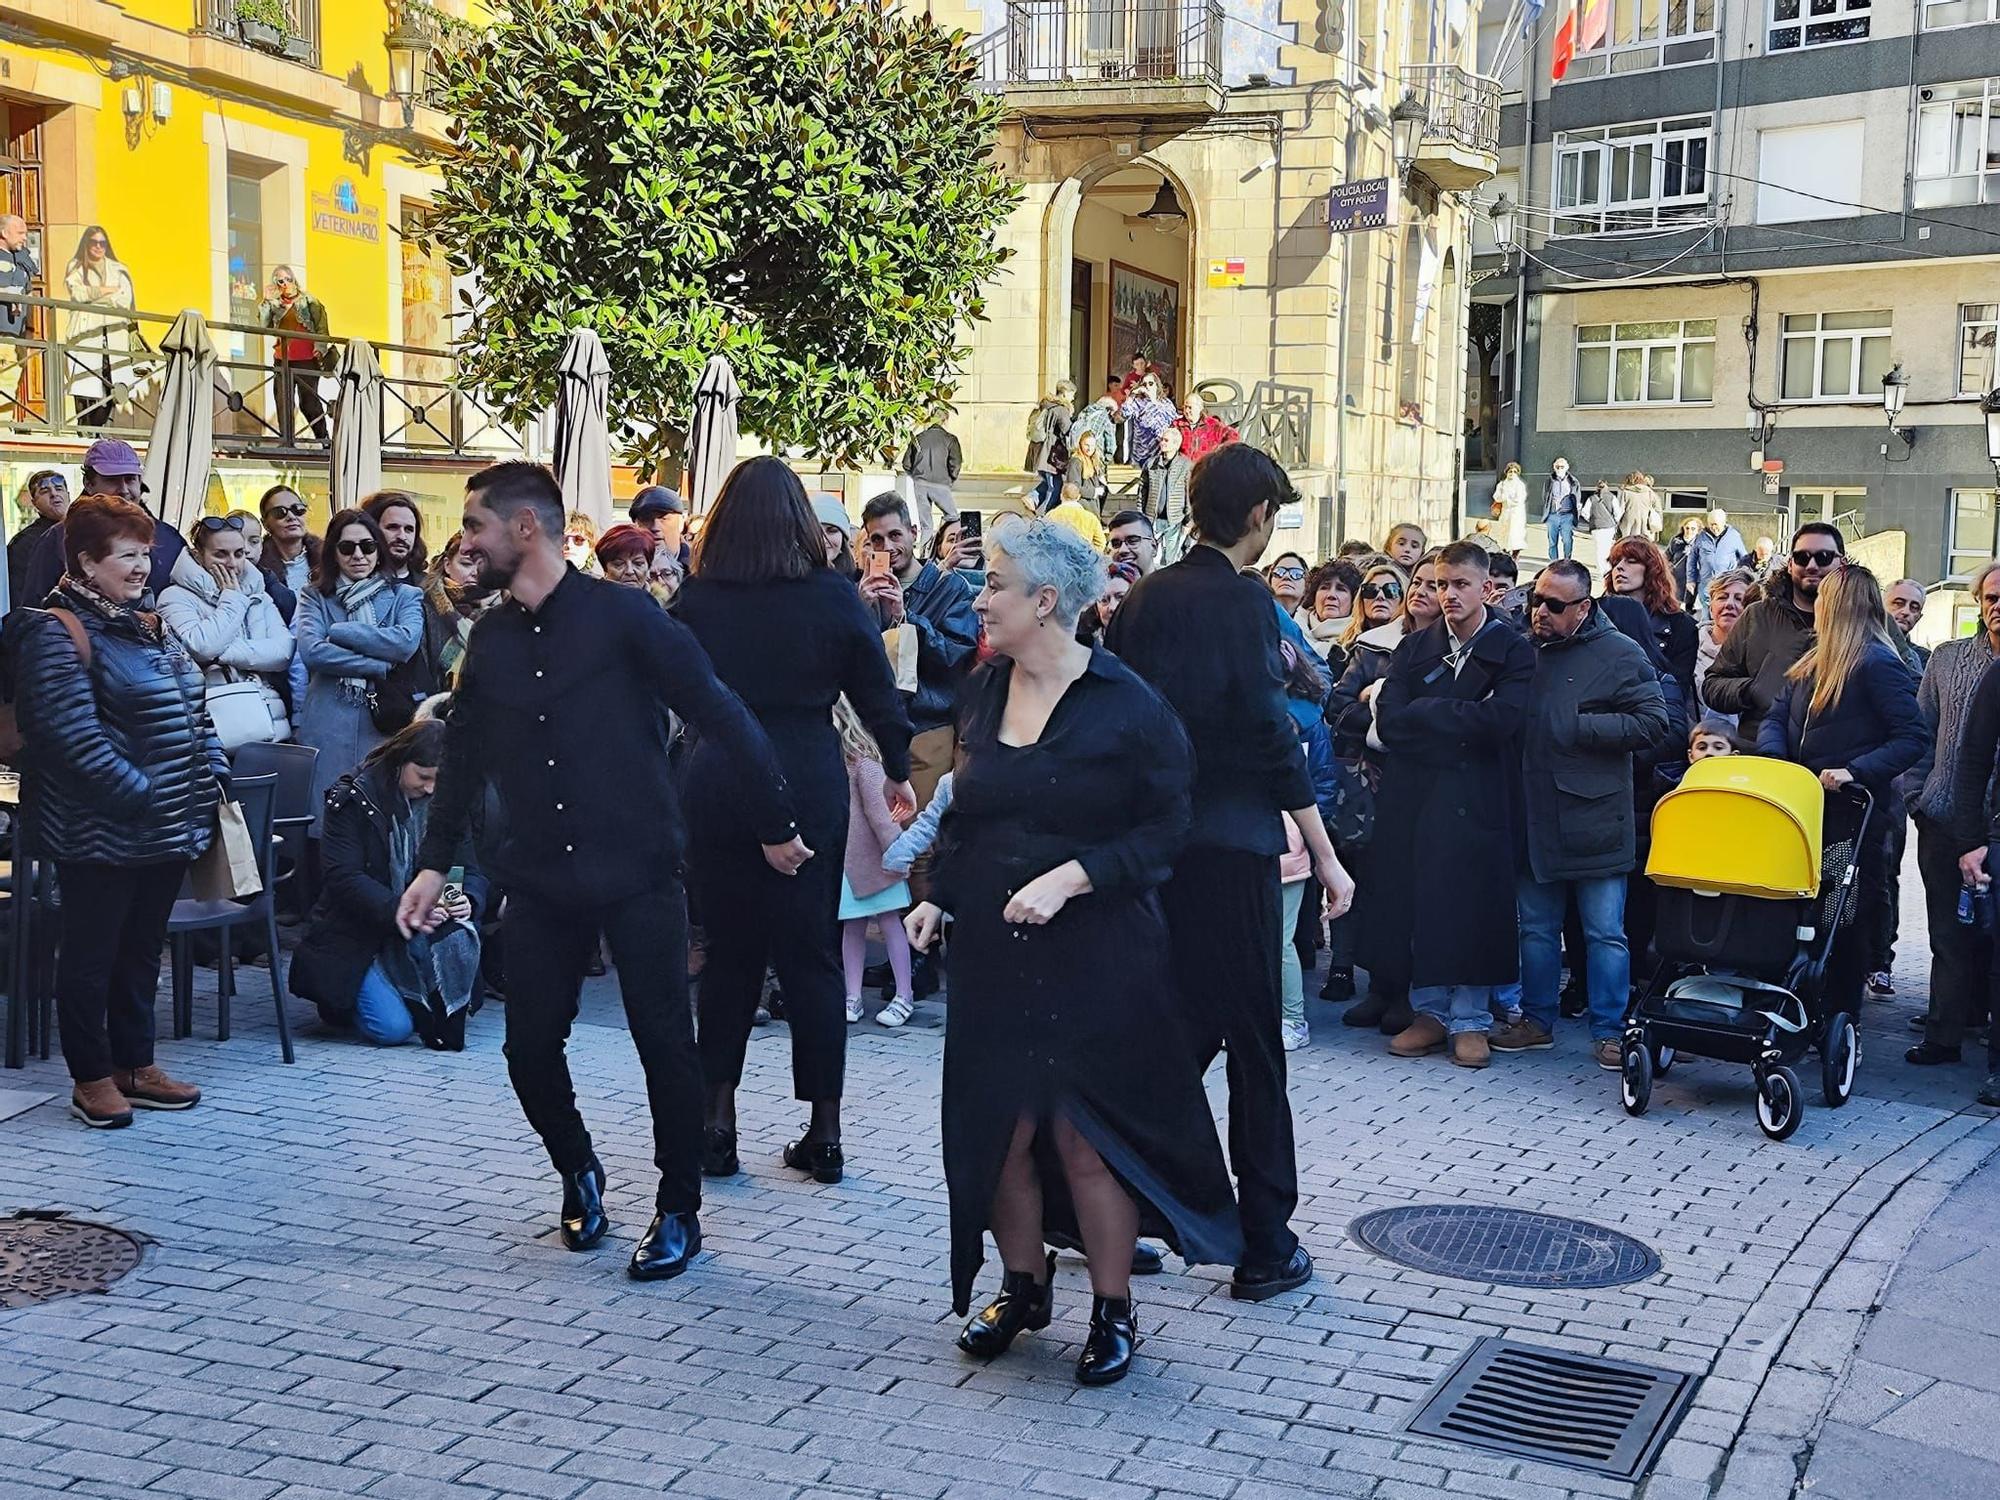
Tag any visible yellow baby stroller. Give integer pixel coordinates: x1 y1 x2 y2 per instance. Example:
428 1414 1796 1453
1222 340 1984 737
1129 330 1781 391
1620 756 1872 1141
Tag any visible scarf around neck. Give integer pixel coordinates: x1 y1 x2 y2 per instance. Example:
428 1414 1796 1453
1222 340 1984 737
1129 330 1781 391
333 573 391 702
59 573 163 641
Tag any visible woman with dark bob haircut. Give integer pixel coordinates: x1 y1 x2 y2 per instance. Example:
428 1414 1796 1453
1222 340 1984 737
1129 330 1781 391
674 456 917 1182
8 494 230 1127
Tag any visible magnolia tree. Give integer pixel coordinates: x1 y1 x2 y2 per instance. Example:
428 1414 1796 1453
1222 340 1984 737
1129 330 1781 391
417 0 1019 471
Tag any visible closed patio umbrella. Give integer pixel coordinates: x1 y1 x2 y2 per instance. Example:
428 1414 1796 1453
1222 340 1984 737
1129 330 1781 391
143 308 218 533
330 338 384 511
553 328 613 531
686 353 741 516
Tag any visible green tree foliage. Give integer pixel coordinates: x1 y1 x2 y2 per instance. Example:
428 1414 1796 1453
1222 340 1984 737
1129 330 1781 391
415 0 1019 471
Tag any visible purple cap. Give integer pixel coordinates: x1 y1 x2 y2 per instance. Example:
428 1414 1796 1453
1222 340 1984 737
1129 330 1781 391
82 438 143 477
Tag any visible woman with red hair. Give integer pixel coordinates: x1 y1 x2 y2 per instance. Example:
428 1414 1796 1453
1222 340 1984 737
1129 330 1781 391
1605 536 1697 701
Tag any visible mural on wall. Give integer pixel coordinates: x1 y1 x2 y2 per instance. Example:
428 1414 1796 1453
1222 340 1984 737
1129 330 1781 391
1110 260 1180 393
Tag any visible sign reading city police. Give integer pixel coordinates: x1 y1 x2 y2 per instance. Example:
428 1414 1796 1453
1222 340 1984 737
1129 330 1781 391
311 178 380 244
1327 178 1393 234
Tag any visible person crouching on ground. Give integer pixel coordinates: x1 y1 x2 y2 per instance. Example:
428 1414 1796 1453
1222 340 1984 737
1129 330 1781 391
290 720 486 1049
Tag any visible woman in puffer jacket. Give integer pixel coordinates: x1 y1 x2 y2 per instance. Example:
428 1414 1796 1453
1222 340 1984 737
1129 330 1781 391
157 516 294 746
7 494 229 1130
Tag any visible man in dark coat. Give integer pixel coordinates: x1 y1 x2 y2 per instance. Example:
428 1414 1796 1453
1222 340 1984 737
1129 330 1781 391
1496 560 1669 1067
1702 522 1842 739
1361 541 1535 1070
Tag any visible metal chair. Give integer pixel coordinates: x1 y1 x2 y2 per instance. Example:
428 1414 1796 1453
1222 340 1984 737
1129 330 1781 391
229 742 320 904
165 774 294 1063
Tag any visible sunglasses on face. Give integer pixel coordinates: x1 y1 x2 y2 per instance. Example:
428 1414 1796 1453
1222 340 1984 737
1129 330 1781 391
266 503 306 519
1531 594 1588 614
86 239 107 249
1359 581 1403 602
1791 549 1841 569
1270 565 1306 582
195 515 246 534
336 538 377 557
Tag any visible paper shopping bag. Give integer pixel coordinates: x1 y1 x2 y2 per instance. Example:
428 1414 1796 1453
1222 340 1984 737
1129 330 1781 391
882 624 919 694
189 800 263 901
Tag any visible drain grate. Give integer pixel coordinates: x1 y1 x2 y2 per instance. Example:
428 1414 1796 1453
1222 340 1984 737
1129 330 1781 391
1406 1337 1697 1479
0 1214 145 1309
1349 1204 1660 1289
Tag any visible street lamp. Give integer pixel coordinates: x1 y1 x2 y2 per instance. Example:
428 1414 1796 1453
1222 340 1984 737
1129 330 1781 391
1390 90 1428 176
1982 387 2000 482
1137 178 1188 234
385 0 434 129
1488 195 1515 248
1881 363 1915 451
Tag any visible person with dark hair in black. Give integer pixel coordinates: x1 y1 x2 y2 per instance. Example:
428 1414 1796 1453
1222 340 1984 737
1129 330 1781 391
1104 443 1354 1303
676 456 915 1182
398 460 805 1285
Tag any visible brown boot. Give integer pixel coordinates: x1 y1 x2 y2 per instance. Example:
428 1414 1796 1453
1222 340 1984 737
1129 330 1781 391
70 1078 133 1130
1388 1014 1447 1057
1451 1032 1492 1069
113 1065 201 1111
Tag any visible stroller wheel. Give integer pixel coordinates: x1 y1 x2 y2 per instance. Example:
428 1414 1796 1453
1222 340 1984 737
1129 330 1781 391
1620 1044 1653 1117
1821 1012 1859 1108
1756 1066 1803 1141
1652 1045 1676 1074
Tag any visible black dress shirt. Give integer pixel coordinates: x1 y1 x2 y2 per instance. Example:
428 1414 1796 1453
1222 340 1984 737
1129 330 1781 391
418 566 798 905
1104 544 1313 856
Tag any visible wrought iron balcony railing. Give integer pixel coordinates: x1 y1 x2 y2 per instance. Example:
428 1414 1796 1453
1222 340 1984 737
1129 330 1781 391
1404 63 1501 159
973 0 1225 90
196 0 323 70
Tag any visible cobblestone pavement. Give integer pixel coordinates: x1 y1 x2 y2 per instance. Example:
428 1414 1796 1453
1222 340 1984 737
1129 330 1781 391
2 867 1998 1500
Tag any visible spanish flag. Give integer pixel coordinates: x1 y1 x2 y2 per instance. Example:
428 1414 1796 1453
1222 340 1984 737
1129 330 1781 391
1551 0 1608 81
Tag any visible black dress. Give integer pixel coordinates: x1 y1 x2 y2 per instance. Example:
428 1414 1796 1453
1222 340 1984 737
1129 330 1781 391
936 648 1243 1313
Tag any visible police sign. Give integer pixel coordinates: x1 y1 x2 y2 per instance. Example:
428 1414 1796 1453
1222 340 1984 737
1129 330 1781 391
1327 178 1393 234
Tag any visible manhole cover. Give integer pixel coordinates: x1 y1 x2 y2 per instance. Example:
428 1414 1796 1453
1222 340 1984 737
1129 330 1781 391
1349 1205 1659 1288
0 1215 145 1309
1406 1337 1697 1479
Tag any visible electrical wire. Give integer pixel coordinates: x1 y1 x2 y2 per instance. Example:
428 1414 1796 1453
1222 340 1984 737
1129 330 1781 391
1513 234 1714 282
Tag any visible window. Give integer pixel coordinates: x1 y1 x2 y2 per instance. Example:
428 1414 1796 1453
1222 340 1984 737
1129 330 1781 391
225 168 266 325
1791 488 1867 530
1769 0 1871 51
1757 120 1864 224
1962 304 1999 396
1779 311 1892 402
1924 0 2000 28
1558 0 1718 79
1554 117 1711 234
1574 319 1717 406
1914 79 2000 209
1950 489 1999 579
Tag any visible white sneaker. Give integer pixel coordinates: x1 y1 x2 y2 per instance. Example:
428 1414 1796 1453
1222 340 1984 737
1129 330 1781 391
844 995 864 1024
877 995 915 1028
1280 1019 1310 1052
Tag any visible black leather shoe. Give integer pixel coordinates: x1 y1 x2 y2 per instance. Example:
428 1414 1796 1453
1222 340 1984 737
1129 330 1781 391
701 1126 739 1177
558 1158 608 1252
628 1211 703 1281
1906 1042 1963 1066
1978 1072 2000 1108
1076 1295 1138 1386
912 950 940 1000
1131 1241 1165 1276
1231 1245 1313 1302
957 1252 1054 1359
1343 991 1390 1028
1319 966 1355 1003
783 1137 844 1184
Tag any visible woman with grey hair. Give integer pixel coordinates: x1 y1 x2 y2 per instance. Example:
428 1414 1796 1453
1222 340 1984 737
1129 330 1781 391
905 516 1240 1388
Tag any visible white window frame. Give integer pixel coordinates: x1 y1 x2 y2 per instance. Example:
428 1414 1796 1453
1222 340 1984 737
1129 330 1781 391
1557 0 1718 81
1554 116 1712 235
1914 79 2000 210
1778 311 1893 403
1573 318 1718 408
1769 0 1873 52
1949 488 1999 581
1922 0 2000 30
1961 304 1999 397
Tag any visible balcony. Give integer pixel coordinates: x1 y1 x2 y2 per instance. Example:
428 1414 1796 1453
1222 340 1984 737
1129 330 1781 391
196 0 322 70
972 1 1226 121
1404 63 1500 191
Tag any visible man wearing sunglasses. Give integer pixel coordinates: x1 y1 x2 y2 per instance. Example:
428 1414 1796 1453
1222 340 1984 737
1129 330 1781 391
1500 560 1670 1068
1703 522 1844 740
8 469 67 606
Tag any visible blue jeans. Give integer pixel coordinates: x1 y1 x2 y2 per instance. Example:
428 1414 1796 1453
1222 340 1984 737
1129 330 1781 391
1546 513 1576 559
1414 984 1494 1037
353 960 415 1046
1033 471 1062 512
1520 873 1630 1041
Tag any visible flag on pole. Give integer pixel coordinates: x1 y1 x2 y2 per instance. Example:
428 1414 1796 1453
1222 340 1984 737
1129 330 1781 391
1521 0 1545 35
1580 0 1609 49
1551 0 1577 80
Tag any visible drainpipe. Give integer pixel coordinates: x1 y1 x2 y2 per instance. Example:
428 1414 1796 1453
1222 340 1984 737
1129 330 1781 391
1509 65 1533 467
1330 0 1357 541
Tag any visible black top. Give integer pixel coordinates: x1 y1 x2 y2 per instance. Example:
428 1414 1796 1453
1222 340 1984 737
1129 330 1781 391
8 515 55 607
1103 545 1313 856
418 566 798 905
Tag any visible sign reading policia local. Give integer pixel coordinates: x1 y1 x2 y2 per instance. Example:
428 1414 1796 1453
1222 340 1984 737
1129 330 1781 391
311 179 381 244
1327 178 1393 234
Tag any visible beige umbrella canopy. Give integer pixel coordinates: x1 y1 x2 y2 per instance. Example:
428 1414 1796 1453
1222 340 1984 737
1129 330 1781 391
143 309 218 534
686 353 741 516
553 328 614 531
330 338 384 511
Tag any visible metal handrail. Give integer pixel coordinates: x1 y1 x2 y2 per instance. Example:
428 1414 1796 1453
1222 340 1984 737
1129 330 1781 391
976 1 1225 89
1193 377 1315 471
195 0 323 70
1404 63 1501 158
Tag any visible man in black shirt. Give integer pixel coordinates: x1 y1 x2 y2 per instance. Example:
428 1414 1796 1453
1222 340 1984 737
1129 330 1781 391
1105 444 1354 1301
8 469 67 606
399 462 807 1283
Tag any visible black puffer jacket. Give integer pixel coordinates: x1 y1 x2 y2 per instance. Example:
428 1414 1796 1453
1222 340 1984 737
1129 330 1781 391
9 583 228 864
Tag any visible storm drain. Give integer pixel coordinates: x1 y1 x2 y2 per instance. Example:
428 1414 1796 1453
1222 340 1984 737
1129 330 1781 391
1406 1338 1697 1479
1349 1204 1660 1289
0 1213 145 1309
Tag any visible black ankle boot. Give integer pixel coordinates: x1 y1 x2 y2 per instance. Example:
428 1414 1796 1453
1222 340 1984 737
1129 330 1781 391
1319 966 1355 1002
957 1252 1054 1360
559 1157 608 1251
1343 990 1390 1028
1076 1294 1138 1386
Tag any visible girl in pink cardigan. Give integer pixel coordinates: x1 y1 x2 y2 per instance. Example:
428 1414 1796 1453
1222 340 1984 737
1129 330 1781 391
836 698 917 1026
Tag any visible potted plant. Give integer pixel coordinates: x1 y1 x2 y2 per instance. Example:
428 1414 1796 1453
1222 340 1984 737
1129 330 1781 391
234 0 288 54
280 31 313 63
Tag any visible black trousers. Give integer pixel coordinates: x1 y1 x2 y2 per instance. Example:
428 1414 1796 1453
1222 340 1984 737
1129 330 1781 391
55 860 184 1083
1918 819 1992 1050
501 883 700 1214
1872 813 1909 974
691 834 847 1102
1826 820 1895 1021
285 368 329 442
1161 847 1298 1271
